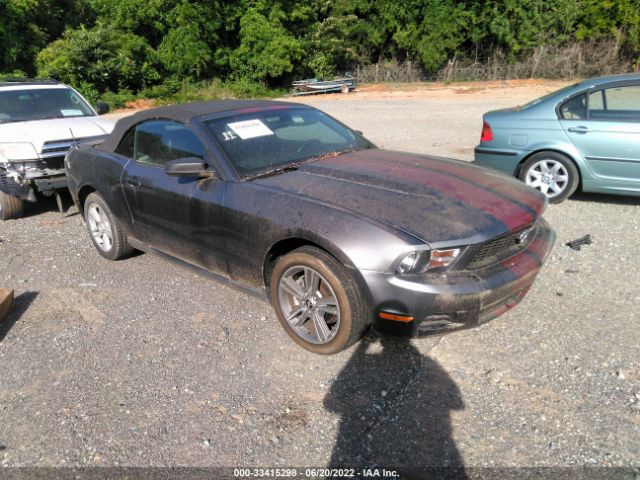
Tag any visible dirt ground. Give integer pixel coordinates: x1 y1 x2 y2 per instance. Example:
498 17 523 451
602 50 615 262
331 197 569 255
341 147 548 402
297 79 572 100
111 79 573 116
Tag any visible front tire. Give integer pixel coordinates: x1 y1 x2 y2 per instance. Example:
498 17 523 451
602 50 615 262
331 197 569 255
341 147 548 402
84 192 134 260
518 151 579 203
0 191 24 221
270 246 369 354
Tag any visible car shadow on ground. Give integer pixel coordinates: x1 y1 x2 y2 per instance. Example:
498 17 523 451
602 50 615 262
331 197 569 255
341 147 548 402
570 192 640 206
0 291 38 342
324 333 467 479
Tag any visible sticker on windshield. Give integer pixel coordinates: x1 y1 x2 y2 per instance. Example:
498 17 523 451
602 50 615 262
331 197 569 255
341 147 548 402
227 119 274 140
60 109 83 117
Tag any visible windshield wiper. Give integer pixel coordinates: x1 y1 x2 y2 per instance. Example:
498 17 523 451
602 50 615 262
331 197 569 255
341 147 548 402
250 148 357 180
252 163 304 179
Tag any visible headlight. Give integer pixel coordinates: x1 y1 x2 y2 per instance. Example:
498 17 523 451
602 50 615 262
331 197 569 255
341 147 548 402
0 143 38 162
396 248 461 274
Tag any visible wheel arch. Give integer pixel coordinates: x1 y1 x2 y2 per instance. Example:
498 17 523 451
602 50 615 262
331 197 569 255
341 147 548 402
262 235 355 289
77 184 97 216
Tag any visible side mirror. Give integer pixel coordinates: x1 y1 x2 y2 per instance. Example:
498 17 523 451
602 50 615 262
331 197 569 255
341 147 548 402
96 101 110 115
165 157 218 179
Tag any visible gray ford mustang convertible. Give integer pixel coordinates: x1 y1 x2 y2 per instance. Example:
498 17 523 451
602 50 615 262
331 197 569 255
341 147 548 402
66 100 555 354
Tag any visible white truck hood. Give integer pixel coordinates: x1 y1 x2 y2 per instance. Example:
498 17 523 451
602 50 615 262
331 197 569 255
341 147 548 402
0 116 115 154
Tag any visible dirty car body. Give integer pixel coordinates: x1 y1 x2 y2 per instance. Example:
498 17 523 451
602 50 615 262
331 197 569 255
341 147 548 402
66 100 555 353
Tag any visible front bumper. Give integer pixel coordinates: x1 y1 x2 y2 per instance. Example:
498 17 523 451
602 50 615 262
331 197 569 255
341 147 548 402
0 154 68 201
473 146 528 176
361 218 555 337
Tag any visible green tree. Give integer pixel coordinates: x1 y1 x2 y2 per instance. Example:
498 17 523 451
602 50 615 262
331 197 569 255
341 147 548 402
0 0 44 74
0 0 90 74
228 5 304 83
36 25 159 94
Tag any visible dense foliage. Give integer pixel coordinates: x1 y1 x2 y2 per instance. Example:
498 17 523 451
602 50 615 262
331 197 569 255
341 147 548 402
1 0 639 102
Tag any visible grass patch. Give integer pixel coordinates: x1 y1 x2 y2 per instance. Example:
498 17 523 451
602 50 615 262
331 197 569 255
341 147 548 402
87 78 285 110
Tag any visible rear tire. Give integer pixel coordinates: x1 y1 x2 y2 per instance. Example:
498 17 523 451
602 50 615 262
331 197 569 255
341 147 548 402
0 191 24 220
518 151 579 203
84 192 134 260
270 246 369 354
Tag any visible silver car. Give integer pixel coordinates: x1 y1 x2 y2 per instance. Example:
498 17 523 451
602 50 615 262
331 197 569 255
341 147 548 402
474 74 640 203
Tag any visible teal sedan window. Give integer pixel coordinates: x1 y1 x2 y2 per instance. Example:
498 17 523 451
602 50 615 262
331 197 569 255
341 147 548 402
590 85 640 122
521 83 578 110
559 94 586 120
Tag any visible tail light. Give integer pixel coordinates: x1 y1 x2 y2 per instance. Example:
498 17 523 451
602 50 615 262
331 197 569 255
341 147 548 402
481 121 493 142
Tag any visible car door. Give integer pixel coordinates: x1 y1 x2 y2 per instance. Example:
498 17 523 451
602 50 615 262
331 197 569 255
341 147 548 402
560 83 640 183
119 119 228 276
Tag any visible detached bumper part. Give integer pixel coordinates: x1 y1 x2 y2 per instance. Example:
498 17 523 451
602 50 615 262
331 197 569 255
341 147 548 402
0 288 14 321
33 175 68 195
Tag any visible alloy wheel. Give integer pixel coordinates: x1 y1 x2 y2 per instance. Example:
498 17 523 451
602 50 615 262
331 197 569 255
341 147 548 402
87 203 113 252
525 159 569 198
277 265 341 345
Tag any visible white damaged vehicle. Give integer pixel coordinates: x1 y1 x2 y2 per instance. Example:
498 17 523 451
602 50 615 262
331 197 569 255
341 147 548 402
0 79 114 220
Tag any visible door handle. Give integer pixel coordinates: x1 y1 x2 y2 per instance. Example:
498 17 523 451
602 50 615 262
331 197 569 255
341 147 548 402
125 178 141 188
567 126 590 133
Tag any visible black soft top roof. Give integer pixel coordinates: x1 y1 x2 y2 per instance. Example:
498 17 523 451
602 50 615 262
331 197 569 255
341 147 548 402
98 99 304 152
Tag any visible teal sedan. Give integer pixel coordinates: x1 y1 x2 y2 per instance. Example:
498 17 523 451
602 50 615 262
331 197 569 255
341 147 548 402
474 74 640 203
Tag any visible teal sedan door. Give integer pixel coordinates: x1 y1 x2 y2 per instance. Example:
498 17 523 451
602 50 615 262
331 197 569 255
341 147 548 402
560 83 640 184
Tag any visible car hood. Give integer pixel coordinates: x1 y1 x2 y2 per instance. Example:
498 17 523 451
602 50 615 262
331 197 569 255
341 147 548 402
254 149 546 245
0 116 114 153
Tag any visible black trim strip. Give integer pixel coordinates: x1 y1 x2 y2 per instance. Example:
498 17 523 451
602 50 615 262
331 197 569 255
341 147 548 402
586 156 640 165
474 147 518 157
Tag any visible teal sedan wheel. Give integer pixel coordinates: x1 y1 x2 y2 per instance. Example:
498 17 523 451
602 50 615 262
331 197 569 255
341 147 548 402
519 152 579 203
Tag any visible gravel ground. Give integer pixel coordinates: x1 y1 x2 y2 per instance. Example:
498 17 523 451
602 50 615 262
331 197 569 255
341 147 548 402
0 85 639 474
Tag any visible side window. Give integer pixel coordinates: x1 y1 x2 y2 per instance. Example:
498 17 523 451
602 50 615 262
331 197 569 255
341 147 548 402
559 94 586 120
133 119 205 166
115 127 135 157
589 85 640 122
588 90 604 111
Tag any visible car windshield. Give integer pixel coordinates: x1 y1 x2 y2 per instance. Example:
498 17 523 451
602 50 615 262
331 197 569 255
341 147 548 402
204 107 374 177
0 87 94 124
518 83 580 110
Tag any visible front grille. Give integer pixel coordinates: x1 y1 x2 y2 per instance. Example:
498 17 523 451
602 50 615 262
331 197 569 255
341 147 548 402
466 223 537 270
41 139 75 159
40 135 105 169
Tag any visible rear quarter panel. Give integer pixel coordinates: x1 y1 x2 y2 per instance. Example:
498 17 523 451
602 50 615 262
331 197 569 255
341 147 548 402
66 146 131 228
481 107 597 180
